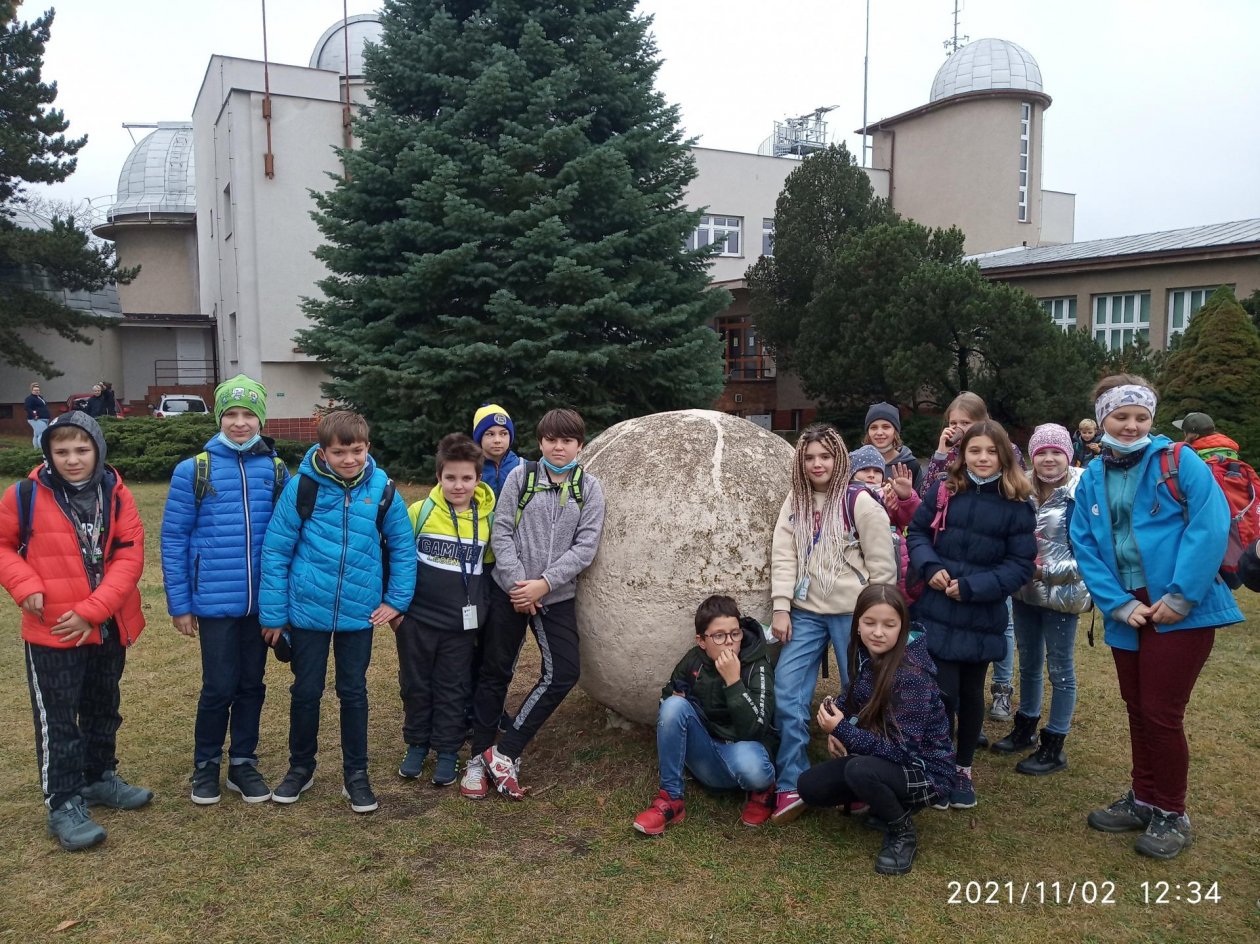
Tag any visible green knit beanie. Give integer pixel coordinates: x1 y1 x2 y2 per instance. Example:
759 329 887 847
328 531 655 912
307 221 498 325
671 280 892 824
214 374 268 426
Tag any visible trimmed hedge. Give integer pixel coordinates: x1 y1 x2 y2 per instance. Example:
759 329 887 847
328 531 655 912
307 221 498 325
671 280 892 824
0 416 309 482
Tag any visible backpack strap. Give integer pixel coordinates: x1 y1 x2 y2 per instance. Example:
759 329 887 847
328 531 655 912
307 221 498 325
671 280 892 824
1157 443 1190 522
272 456 289 504
842 482 867 536
192 452 213 509
16 479 36 559
295 474 319 526
413 494 438 534
515 461 540 526
376 478 397 533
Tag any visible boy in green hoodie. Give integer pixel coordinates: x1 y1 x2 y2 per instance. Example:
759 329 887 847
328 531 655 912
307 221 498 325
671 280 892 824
395 433 496 787
632 595 778 835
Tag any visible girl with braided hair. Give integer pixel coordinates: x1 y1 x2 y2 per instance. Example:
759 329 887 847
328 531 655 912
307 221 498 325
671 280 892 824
768 424 897 823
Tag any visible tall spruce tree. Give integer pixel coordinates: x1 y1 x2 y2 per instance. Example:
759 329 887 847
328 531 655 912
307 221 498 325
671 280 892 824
0 3 135 376
300 0 727 469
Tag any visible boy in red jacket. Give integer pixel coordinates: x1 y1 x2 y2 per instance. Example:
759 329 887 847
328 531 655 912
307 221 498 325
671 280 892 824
0 412 151 851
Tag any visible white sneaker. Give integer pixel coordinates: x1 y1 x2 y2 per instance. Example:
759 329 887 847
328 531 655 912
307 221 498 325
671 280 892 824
460 755 488 800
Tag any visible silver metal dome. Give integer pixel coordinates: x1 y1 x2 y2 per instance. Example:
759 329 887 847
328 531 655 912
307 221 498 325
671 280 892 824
309 13 383 77
930 39 1043 103
108 122 195 220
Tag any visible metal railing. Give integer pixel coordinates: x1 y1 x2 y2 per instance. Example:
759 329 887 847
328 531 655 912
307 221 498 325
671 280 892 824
154 359 217 385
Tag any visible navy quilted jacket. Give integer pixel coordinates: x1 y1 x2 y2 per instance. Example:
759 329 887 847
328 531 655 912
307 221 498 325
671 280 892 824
906 479 1036 663
161 436 289 618
259 446 416 632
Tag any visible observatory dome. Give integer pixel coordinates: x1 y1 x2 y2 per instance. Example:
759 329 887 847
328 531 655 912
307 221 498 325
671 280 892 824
930 38 1043 103
107 122 195 220
309 13 383 77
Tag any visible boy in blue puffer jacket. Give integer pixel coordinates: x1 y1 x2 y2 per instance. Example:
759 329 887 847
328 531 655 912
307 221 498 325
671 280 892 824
162 375 289 806
260 411 416 814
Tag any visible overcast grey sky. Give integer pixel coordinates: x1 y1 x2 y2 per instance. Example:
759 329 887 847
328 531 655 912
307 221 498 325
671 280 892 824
29 0 1260 242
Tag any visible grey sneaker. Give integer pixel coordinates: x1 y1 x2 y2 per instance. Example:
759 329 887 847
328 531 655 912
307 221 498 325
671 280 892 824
190 762 221 805
272 767 313 805
342 770 378 813
1087 790 1154 833
1135 809 1193 859
80 770 153 810
987 683 1014 721
227 764 272 803
47 796 107 851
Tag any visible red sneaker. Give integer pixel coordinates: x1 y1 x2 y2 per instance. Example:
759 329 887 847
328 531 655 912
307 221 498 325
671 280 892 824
740 786 776 827
846 800 869 816
770 789 806 824
633 790 686 836
481 746 526 800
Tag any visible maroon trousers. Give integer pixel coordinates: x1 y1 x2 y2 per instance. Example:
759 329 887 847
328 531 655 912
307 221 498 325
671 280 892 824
1111 604 1215 815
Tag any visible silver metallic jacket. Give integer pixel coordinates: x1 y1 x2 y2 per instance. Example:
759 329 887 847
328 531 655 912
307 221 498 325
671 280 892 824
1015 467 1092 614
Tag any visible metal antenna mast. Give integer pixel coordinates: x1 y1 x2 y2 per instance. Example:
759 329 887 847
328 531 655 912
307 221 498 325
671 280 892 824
943 0 969 55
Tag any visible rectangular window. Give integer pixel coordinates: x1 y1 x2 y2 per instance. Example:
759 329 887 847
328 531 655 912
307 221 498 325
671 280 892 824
1040 296 1077 331
762 218 774 257
1018 103 1030 222
1167 286 1230 343
716 314 772 380
1092 293 1150 350
686 215 742 256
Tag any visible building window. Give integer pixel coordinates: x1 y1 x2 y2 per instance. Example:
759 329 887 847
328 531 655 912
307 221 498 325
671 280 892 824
1018 103 1030 223
716 314 773 379
1168 286 1229 342
686 215 742 256
762 218 774 257
1093 293 1150 350
1040 297 1077 331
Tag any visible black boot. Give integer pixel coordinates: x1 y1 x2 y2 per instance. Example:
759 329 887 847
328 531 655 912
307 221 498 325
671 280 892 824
874 812 917 875
1016 729 1068 776
991 711 1039 754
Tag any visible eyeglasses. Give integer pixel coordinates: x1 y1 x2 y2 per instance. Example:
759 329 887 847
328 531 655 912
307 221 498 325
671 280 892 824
704 631 741 644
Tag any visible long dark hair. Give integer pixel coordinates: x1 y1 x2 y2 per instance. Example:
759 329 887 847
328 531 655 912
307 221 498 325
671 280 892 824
843 583 911 739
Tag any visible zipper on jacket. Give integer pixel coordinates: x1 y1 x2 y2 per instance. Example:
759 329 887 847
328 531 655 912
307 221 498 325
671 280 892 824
330 489 351 631
194 553 201 592
239 454 254 614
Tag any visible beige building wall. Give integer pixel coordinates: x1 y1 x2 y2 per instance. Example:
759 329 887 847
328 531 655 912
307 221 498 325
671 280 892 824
872 94 1050 254
112 226 199 314
990 255 1260 349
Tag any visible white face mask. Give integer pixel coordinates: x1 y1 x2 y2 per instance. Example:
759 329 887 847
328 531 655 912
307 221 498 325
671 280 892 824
966 469 1002 485
1101 433 1151 455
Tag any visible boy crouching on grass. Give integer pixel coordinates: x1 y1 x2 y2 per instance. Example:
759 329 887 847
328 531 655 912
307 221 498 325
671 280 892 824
395 433 495 786
0 412 152 851
633 595 778 835
259 411 416 814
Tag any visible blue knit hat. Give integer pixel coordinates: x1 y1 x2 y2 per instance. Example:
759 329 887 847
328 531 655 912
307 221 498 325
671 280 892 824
473 403 515 445
849 445 886 477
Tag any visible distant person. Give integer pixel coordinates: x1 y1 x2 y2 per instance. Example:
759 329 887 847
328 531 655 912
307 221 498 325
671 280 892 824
861 402 922 491
1073 419 1101 467
98 381 118 417
24 382 50 449
632 595 777 835
1172 411 1214 445
0 412 152 851
84 383 107 419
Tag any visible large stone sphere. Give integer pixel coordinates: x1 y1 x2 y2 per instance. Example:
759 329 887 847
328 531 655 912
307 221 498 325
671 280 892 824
575 410 794 724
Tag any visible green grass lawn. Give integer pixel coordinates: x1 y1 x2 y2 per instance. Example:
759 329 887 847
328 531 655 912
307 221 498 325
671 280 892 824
0 481 1256 943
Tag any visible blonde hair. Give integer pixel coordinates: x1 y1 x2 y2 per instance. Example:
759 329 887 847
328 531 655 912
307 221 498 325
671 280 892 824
943 391 988 426
945 420 1032 502
789 424 857 597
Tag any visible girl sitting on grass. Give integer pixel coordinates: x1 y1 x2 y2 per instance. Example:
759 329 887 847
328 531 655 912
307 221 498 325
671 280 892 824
800 583 954 876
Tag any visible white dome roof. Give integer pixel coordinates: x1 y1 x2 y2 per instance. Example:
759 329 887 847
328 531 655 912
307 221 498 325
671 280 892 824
309 13 383 77
108 123 195 220
930 38 1043 103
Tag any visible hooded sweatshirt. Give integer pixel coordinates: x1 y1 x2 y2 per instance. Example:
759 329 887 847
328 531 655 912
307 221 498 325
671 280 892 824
0 411 145 648
406 481 496 631
661 616 778 752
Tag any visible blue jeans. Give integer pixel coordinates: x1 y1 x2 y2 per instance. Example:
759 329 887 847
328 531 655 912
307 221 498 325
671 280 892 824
991 598 1015 686
773 608 852 792
656 696 774 799
28 419 47 450
288 627 373 776
1011 600 1078 734
194 615 268 768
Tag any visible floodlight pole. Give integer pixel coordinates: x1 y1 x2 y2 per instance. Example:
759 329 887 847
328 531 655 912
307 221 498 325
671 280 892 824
862 0 871 167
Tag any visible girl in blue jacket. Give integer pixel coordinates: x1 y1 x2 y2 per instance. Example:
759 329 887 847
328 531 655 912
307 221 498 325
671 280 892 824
906 420 1036 811
1070 374 1242 861
161 375 287 806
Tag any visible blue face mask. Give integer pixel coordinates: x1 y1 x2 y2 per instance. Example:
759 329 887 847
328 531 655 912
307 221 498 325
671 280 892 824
217 431 263 453
1101 433 1151 455
966 469 1002 485
541 456 578 475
